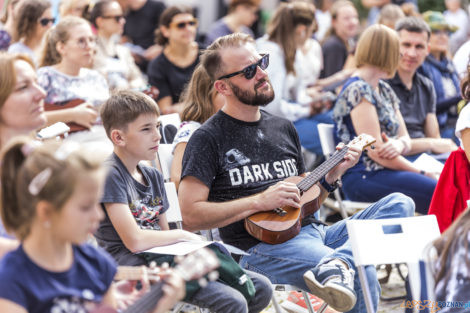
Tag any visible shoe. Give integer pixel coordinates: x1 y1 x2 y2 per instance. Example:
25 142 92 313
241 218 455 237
303 262 357 312
281 291 338 313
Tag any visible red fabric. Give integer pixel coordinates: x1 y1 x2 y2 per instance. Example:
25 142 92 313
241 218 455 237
428 147 470 233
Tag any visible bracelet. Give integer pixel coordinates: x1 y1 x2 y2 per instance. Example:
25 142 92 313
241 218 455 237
320 177 340 193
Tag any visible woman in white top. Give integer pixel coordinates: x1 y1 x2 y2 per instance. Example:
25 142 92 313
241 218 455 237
256 1 334 155
37 16 109 130
88 0 146 90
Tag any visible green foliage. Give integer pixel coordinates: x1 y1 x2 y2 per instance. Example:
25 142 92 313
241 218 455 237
417 0 446 13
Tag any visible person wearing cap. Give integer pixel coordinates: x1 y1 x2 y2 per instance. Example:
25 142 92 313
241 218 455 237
418 11 461 142
203 0 260 47
386 16 457 161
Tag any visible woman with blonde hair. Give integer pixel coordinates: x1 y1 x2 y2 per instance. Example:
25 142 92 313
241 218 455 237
0 52 47 258
58 0 89 18
333 24 436 214
256 1 334 156
38 16 108 130
0 0 22 50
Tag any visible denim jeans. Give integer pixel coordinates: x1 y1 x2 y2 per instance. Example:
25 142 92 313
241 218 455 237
294 110 334 155
342 167 436 214
239 193 415 313
190 269 272 313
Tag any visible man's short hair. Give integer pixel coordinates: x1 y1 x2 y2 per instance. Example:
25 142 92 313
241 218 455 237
395 16 431 39
355 24 400 76
201 33 255 81
101 90 160 139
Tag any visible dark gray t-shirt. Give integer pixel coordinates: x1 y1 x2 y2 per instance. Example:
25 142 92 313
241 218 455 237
95 153 169 265
181 110 306 251
386 72 436 139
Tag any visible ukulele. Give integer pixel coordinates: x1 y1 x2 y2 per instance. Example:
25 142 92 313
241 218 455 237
244 134 376 245
92 247 219 313
44 99 88 133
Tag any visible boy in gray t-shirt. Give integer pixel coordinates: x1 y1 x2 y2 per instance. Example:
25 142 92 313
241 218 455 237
96 90 273 313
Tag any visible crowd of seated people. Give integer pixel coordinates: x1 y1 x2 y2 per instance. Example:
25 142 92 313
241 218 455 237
1 0 470 312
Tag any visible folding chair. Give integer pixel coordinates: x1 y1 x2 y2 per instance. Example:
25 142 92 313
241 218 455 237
159 113 181 144
317 123 372 218
346 215 440 313
157 143 173 182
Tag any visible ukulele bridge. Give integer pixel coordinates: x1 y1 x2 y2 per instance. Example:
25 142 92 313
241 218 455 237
274 207 287 216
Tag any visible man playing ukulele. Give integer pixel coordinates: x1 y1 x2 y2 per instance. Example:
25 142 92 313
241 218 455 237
179 33 415 313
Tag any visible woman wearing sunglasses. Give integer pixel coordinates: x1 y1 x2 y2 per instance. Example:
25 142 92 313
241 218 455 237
147 5 200 115
37 16 109 131
88 0 146 90
256 2 334 156
7 0 53 65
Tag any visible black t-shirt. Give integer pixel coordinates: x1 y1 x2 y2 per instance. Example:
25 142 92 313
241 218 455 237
147 51 200 103
181 110 306 250
386 72 436 139
320 35 348 79
123 0 166 49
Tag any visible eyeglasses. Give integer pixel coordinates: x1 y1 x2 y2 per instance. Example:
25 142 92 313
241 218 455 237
39 17 55 26
75 37 97 49
217 54 269 80
101 15 125 23
170 19 198 29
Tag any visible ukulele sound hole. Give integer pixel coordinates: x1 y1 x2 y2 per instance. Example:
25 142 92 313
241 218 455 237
274 207 287 216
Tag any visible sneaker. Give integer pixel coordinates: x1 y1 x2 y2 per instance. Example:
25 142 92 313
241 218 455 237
303 262 357 312
281 291 338 313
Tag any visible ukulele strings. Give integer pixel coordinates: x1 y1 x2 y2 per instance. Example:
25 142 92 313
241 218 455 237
297 147 349 192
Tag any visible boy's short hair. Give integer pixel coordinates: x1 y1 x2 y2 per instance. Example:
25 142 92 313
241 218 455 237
395 16 431 39
101 90 160 138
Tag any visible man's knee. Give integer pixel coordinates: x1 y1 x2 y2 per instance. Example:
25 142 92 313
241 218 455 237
383 192 415 217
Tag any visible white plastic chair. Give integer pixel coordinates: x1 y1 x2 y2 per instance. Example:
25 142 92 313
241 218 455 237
157 144 173 182
159 113 181 144
346 215 440 313
317 123 372 218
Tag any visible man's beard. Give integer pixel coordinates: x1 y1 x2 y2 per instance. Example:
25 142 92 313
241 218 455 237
228 79 275 107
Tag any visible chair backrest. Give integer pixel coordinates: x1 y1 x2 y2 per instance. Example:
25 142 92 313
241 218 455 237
347 215 440 266
317 123 336 158
164 182 183 228
157 144 173 182
347 215 440 310
159 113 181 144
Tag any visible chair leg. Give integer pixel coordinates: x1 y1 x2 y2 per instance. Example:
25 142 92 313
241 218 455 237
358 266 376 313
302 290 315 313
271 292 285 313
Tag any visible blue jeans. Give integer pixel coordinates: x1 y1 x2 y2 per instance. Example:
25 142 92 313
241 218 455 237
240 193 415 313
342 168 436 214
294 111 334 155
191 270 272 313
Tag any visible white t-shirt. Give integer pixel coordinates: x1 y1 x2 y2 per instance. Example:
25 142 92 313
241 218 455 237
456 103 470 147
172 121 201 153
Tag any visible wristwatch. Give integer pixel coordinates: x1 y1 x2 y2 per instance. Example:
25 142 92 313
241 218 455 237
319 177 340 193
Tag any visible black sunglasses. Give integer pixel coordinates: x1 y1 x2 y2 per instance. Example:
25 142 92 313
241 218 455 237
218 54 269 80
39 17 55 26
171 19 198 29
101 15 125 23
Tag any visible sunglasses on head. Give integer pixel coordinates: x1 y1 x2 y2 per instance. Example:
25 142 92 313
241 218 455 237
39 17 55 26
171 19 198 29
218 53 269 80
101 15 125 23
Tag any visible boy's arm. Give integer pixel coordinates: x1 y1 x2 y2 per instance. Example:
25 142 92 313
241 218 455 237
104 203 201 253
